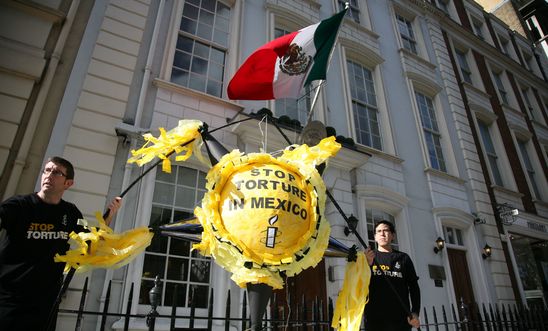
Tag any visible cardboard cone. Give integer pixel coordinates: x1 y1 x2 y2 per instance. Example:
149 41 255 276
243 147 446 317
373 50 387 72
202 131 229 166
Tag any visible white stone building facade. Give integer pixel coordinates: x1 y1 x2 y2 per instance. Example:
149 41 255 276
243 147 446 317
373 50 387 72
1 0 547 330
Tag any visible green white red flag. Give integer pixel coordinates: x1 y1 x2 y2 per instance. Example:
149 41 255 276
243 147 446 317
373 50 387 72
227 9 347 100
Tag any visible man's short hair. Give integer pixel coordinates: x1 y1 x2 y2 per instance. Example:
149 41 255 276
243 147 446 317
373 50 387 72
374 220 395 233
47 156 75 180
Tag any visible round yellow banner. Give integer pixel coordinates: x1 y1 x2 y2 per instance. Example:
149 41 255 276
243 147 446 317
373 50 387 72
220 163 312 261
193 136 341 288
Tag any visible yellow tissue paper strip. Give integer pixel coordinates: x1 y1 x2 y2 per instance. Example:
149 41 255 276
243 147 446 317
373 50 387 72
331 251 371 331
54 212 154 273
127 119 204 173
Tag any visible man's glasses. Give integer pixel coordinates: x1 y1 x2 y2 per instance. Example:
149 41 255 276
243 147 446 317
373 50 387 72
43 168 67 177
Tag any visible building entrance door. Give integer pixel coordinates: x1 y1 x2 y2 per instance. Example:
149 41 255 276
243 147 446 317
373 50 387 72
272 259 328 329
448 248 476 315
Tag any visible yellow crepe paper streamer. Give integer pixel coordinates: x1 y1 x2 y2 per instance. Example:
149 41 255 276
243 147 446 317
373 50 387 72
127 119 205 173
54 212 154 273
331 252 371 331
193 136 341 289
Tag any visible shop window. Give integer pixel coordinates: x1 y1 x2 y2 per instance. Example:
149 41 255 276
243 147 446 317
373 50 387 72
510 233 548 309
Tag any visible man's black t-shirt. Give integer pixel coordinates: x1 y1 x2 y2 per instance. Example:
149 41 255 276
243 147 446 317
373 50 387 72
0 193 83 329
364 249 420 330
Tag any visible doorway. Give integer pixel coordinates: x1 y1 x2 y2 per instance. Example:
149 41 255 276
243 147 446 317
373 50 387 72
271 260 328 329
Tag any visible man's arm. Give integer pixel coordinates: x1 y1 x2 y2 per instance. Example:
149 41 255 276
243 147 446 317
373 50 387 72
104 197 122 226
407 255 421 328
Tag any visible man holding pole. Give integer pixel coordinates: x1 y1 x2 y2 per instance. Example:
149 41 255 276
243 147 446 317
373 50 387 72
365 220 421 330
0 156 122 331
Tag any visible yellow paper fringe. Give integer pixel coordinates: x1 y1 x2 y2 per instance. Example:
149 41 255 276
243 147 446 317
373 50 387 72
331 252 371 331
193 137 340 289
127 119 204 173
54 212 154 273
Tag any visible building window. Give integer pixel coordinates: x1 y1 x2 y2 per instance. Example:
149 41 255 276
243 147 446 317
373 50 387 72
171 0 230 97
443 226 464 246
140 166 210 308
365 208 398 250
522 50 533 71
396 13 417 54
520 87 537 121
436 0 450 14
478 120 504 186
415 92 447 172
517 140 542 200
274 27 311 125
338 0 360 24
471 17 485 40
498 35 510 55
347 60 382 150
509 233 548 308
493 72 509 104
455 49 473 84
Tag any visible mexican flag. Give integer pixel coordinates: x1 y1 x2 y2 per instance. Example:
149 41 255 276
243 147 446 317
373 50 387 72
227 8 347 100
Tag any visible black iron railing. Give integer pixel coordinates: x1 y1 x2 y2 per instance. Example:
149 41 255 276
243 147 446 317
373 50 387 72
58 277 547 331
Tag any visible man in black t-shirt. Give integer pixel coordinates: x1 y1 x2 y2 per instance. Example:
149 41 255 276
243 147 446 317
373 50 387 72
364 220 421 331
0 156 121 331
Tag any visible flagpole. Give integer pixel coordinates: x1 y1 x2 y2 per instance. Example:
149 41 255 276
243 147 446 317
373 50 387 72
304 4 348 125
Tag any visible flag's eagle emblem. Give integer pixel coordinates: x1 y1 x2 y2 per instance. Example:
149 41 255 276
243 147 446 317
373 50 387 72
279 43 311 76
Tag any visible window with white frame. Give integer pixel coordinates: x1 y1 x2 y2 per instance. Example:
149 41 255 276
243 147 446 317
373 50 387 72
498 34 510 55
521 87 536 121
140 165 210 308
477 120 504 186
471 16 485 41
521 49 533 71
492 71 509 105
365 208 398 250
443 226 464 246
396 13 417 54
517 139 543 200
170 0 231 97
415 92 447 172
455 48 473 84
435 0 450 14
347 59 382 150
338 0 360 24
274 27 311 125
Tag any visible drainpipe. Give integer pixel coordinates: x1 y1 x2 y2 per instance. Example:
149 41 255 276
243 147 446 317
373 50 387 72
2 0 80 200
100 0 165 318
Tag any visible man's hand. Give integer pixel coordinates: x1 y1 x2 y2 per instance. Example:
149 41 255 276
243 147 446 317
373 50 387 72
407 312 420 329
105 197 122 226
365 247 375 266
